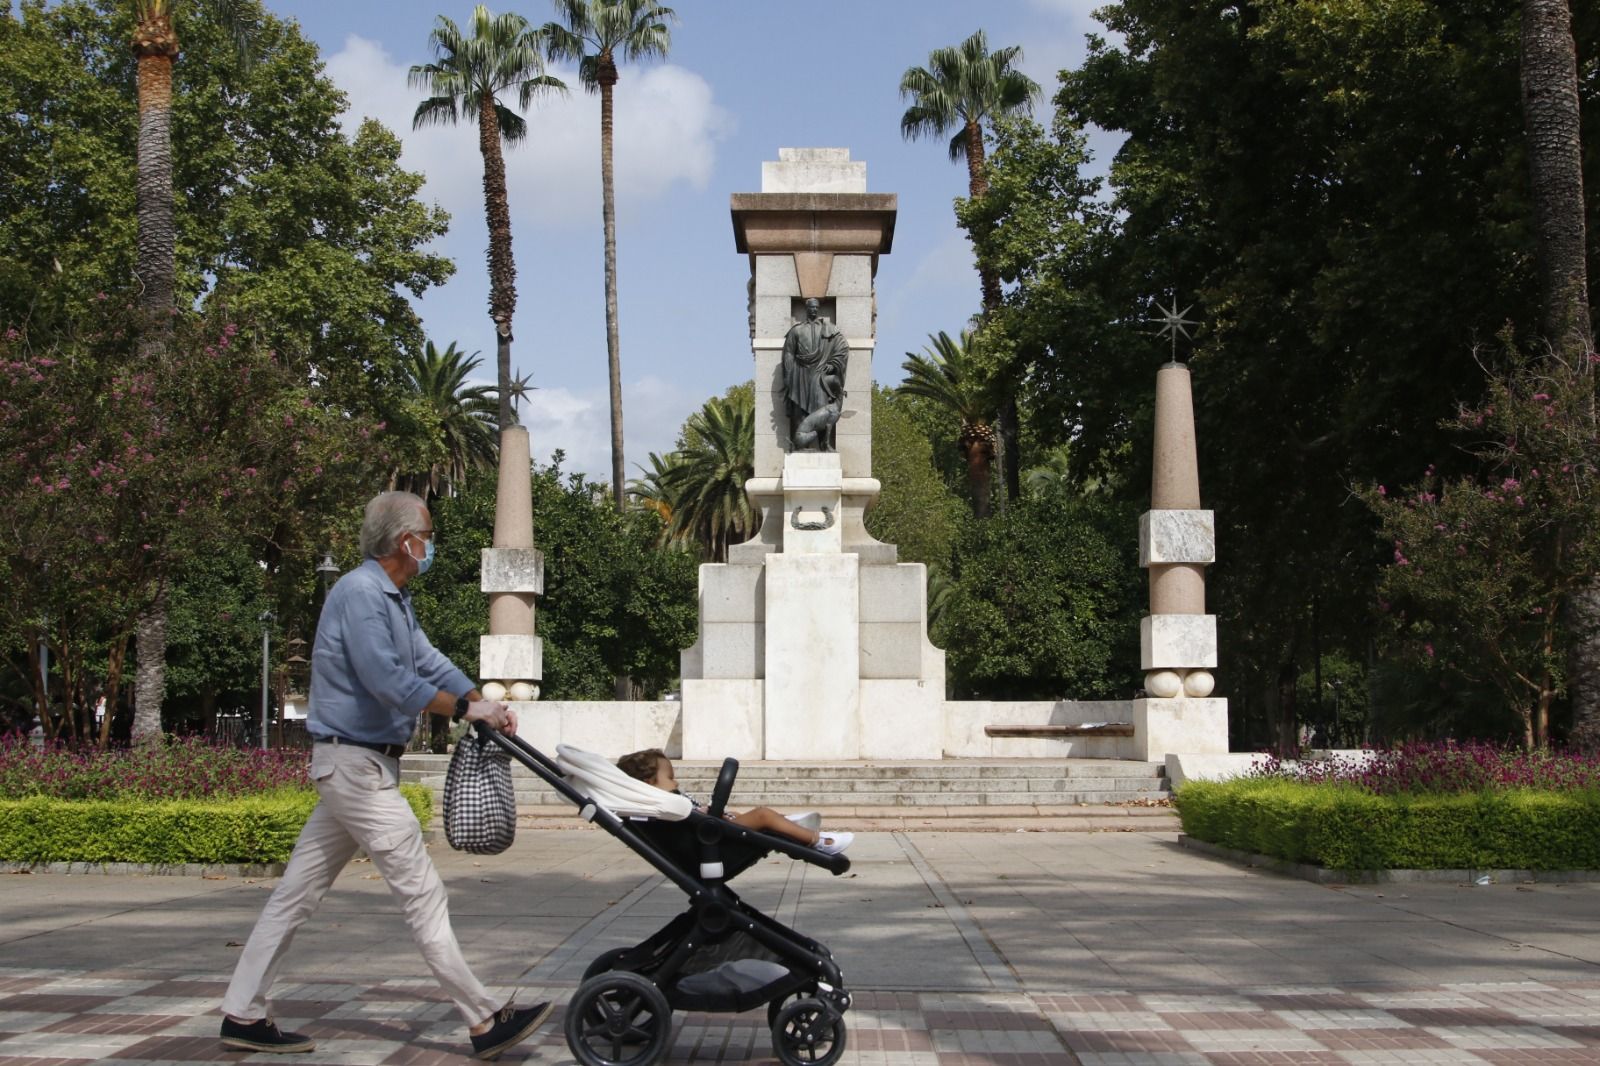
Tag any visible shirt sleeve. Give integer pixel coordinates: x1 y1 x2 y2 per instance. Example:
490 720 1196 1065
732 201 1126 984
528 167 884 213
413 623 475 698
343 579 437 715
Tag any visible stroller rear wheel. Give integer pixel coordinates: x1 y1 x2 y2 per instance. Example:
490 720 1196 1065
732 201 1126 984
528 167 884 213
565 971 673 1066
771 997 847 1066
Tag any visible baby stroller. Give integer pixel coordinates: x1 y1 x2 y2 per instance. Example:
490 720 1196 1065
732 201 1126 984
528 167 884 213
479 728 853 1066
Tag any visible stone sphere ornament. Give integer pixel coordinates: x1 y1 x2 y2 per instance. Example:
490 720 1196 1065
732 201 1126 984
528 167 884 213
1183 670 1216 698
508 681 538 702
1145 670 1183 699
480 681 507 702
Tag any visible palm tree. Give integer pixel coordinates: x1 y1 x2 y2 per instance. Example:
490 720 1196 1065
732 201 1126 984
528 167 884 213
657 393 755 563
410 6 566 433
898 330 999 518
900 30 1038 507
1519 0 1597 750
393 341 502 501
899 30 1039 314
129 0 256 745
542 0 676 512
627 451 679 533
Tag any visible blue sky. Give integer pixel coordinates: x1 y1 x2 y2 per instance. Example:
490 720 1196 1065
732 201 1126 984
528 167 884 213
268 0 1111 483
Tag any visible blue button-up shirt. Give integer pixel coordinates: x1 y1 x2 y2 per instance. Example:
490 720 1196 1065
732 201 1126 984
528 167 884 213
306 558 474 746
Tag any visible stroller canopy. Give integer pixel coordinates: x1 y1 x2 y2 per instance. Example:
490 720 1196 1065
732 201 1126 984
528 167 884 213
557 745 694 822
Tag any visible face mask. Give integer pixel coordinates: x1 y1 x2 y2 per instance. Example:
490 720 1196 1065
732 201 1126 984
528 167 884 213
408 533 435 576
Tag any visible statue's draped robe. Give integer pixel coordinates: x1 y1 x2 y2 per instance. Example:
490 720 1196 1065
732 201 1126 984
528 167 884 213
781 316 848 450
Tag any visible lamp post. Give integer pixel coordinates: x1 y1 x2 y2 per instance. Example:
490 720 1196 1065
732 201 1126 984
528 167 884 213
259 609 275 749
316 553 340 595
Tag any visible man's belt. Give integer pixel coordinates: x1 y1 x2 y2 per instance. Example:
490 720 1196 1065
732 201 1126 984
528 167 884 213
314 734 407 759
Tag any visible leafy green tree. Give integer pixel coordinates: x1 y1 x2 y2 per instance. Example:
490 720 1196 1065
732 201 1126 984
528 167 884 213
413 458 696 704
410 5 565 434
898 330 1000 517
542 0 675 509
973 0 1600 743
866 386 966 574
936 495 1141 700
392 340 500 501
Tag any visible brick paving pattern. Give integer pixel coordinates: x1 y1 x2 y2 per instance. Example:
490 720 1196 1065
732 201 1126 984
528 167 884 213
3 971 1600 1064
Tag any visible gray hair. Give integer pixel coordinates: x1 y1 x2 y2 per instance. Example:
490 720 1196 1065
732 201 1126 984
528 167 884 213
359 491 427 559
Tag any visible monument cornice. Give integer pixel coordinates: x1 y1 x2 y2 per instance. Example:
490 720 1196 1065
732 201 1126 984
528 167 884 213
730 192 897 254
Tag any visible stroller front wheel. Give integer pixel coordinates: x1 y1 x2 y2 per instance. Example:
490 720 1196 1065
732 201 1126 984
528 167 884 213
565 971 673 1066
771 997 847 1066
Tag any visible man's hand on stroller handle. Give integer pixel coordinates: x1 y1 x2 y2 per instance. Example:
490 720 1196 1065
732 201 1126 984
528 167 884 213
463 700 517 734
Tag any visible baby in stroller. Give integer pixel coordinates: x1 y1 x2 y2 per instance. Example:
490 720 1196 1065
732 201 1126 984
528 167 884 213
616 747 853 856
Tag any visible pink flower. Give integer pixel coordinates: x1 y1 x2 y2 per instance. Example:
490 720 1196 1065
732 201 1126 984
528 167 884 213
1424 643 1435 658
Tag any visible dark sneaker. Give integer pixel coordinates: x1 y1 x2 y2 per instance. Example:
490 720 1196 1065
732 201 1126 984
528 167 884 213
220 1016 315 1053
471 1001 555 1061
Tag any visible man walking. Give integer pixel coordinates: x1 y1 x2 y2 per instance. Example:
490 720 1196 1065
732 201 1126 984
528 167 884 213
220 491 550 1061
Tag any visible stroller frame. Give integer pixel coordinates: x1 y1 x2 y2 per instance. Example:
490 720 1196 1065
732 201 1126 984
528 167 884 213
481 727 853 1066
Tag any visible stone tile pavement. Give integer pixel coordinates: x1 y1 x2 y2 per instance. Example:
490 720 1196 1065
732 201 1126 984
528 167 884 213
3 828 1598 1065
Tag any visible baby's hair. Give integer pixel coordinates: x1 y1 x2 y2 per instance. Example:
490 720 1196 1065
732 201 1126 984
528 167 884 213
617 748 669 783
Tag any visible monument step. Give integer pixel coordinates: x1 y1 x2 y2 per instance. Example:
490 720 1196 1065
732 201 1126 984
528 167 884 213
480 784 1171 800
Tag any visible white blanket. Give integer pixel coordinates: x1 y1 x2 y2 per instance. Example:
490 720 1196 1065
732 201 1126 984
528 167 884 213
556 745 693 822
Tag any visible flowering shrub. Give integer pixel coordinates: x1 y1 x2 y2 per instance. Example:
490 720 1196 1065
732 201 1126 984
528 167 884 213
1361 343 1600 748
1246 740 1600 795
0 733 309 800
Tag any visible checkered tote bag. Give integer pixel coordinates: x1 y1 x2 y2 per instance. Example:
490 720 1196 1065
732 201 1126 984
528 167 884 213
442 730 516 854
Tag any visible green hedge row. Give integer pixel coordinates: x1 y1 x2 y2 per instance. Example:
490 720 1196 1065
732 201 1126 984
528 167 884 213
0 785 432 866
1174 778 1600 870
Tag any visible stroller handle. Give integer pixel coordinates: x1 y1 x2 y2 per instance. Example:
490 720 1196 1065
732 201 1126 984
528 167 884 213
707 757 739 818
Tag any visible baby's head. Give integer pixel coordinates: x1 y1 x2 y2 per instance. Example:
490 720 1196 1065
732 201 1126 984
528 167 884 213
617 748 676 791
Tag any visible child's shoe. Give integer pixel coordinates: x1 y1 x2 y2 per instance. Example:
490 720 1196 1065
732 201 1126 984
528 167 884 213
815 831 853 855
787 810 822 832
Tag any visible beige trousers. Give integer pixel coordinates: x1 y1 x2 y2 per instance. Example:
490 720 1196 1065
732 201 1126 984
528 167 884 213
220 741 502 1025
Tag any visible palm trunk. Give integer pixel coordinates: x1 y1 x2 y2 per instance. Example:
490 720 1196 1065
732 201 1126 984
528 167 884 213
134 34 177 347
132 20 179 745
1520 0 1591 350
963 121 1018 506
961 429 993 520
132 590 166 743
1520 0 1598 750
600 66 626 512
479 93 518 431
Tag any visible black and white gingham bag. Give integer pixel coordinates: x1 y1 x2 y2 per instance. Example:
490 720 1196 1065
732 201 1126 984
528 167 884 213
442 730 516 854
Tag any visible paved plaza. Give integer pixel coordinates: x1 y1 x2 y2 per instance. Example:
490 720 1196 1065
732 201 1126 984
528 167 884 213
3 827 1599 1065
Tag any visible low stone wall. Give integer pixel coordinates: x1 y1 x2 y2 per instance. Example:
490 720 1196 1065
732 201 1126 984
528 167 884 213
510 698 1157 760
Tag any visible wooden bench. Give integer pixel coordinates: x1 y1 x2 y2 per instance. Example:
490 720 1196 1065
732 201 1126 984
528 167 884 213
983 723 1135 739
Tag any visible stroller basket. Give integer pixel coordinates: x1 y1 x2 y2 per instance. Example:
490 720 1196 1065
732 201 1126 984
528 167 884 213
477 727 854 1066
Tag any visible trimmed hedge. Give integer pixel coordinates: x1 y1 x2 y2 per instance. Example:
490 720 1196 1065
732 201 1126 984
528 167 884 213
0 785 433 866
1174 777 1600 871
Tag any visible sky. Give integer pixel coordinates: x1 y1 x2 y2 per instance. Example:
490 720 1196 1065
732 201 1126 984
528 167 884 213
266 0 1115 484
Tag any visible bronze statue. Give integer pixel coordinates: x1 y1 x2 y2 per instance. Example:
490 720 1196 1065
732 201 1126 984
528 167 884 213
780 298 848 451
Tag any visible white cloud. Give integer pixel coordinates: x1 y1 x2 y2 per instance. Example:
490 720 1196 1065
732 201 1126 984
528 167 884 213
518 374 699 487
323 34 732 230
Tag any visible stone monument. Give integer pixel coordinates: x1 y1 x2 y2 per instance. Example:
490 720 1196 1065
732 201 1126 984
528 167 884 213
677 148 946 761
1132 340 1229 761
479 424 543 703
